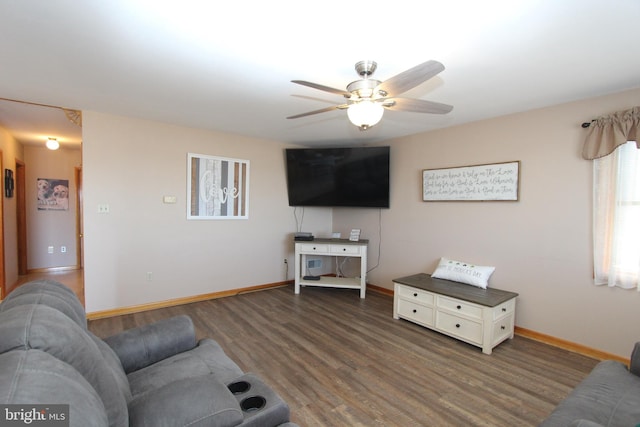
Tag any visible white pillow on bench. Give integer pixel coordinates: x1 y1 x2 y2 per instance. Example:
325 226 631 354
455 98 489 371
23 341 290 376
432 257 495 289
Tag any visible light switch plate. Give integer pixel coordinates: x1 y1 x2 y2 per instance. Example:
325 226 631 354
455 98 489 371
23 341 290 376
163 195 177 204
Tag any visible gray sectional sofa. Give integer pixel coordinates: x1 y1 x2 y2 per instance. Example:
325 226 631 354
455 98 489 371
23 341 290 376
540 342 640 426
0 279 298 427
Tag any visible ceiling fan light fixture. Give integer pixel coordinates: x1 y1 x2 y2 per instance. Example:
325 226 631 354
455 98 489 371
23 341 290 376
289 59 452 128
347 100 384 130
46 137 60 150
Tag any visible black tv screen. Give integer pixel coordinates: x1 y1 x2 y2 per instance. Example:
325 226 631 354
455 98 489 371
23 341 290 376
285 146 390 208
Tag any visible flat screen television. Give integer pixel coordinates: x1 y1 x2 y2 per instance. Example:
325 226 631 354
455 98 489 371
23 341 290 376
285 146 390 208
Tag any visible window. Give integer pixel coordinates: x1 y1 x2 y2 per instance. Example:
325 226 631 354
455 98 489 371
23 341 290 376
593 141 640 289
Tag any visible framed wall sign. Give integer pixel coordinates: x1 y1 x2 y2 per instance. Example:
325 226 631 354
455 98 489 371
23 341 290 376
187 153 249 219
423 161 520 202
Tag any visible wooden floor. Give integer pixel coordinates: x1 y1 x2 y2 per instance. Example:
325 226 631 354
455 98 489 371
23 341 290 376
11 269 84 304
88 285 598 427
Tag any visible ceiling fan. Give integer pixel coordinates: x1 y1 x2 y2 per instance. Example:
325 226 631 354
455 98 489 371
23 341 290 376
287 60 453 130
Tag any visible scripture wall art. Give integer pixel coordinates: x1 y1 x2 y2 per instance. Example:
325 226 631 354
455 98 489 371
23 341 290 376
423 161 520 202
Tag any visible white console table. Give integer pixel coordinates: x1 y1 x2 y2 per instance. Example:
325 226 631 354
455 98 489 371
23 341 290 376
294 239 368 298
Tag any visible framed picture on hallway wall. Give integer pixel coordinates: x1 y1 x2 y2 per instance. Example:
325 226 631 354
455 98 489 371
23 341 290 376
37 178 69 211
187 153 250 220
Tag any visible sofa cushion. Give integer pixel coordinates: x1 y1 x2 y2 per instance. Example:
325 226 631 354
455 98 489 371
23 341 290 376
127 338 244 399
128 374 243 427
540 360 640 426
0 349 109 427
1 279 87 329
570 420 605 427
0 304 129 427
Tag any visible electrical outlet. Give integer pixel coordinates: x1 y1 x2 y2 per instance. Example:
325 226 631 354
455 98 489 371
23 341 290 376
146 272 153 281
98 204 110 214
60 246 67 253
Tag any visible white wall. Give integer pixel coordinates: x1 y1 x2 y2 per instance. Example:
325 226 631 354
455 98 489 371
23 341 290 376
82 111 332 312
24 146 81 270
333 88 640 358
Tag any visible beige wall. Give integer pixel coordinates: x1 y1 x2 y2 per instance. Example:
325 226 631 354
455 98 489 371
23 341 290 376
81 111 332 312
0 127 24 288
24 146 81 270
333 88 640 358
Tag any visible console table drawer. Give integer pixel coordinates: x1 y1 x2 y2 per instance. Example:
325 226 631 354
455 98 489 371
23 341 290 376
436 311 483 345
397 299 434 327
396 285 434 306
492 299 515 320
330 245 361 255
298 244 329 253
437 295 482 319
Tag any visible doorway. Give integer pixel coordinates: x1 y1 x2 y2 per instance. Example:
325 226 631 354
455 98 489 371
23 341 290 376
13 150 84 299
0 99 83 299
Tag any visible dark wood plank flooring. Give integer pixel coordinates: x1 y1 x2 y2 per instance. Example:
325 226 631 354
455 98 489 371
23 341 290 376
89 285 598 426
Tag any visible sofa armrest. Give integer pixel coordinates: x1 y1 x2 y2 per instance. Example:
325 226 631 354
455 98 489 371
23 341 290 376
630 342 640 376
104 315 196 373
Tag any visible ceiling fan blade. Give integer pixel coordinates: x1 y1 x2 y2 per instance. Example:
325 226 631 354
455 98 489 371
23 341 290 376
286 104 348 119
291 80 352 97
380 97 453 114
375 60 445 97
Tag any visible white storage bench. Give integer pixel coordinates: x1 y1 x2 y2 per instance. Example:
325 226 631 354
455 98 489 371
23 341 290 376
393 273 518 354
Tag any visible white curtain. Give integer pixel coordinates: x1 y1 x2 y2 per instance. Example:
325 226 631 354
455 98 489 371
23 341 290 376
593 141 640 289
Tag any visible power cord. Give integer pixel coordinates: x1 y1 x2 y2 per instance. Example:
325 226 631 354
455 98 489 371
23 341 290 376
293 206 305 232
366 208 383 274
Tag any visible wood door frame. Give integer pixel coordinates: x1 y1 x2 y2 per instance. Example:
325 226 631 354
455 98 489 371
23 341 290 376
16 159 26 276
0 150 4 299
74 166 83 269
